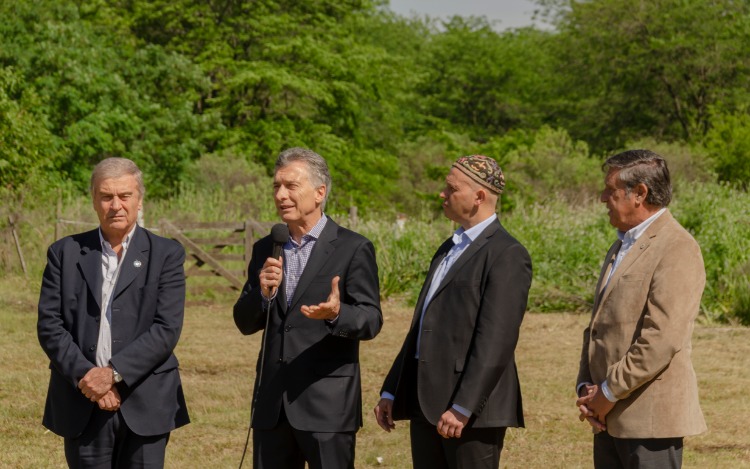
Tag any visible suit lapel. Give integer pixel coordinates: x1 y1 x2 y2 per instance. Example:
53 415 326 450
592 240 622 314
79 230 103 311
288 219 337 312
595 211 674 313
113 226 149 299
412 240 453 328
428 221 499 302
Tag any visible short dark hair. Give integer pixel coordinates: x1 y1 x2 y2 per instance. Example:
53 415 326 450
603 149 672 207
275 147 332 211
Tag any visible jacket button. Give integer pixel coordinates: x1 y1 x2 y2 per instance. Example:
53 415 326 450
284 325 292 332
89 345 96 351
277 357 283 363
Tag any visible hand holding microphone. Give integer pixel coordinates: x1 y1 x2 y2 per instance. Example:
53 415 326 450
260 224 289 299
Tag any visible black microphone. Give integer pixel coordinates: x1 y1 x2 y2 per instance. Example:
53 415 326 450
270 223 289 259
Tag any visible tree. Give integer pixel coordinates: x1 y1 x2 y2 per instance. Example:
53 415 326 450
550 0 750 151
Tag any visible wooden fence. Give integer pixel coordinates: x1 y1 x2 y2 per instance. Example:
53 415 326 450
54 213 273 293
160 219 273 292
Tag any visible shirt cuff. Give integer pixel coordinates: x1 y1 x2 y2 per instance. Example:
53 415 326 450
576 382 592 396
261 289 278 304
451 403 472 418
600 380 618 402
381 392 395 401
325 314 340 326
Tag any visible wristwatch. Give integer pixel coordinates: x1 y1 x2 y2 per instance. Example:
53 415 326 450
112 367 123 384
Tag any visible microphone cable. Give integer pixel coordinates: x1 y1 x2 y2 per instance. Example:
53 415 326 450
238 298 272 469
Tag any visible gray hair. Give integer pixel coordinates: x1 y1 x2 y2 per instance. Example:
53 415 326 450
275 147 332 211
90 157 145 199
603 149 671 207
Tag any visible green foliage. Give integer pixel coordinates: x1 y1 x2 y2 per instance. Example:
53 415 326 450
0 0 215 197
671 182 750 323
0 68 59 189
414 17 556 139
2 0 749 321
504 200 613 312
501 126 601 205
552 0 750 151
705 109 750 188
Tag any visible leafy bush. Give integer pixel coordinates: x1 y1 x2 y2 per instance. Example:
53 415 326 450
705 109 750 188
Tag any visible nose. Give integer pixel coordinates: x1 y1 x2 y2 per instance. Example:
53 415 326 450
111 197 122 210
600 191 608 203
275 186 288 201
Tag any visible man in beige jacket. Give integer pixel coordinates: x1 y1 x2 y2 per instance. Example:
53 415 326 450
576 149 706 468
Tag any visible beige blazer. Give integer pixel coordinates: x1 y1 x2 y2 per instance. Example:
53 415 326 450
577 210 707 438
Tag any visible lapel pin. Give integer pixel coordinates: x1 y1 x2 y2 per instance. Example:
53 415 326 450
133 260 142 268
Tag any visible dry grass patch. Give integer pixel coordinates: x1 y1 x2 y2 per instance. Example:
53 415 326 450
2 282 749 468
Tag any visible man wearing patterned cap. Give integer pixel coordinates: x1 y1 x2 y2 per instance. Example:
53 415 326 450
374 155 532 468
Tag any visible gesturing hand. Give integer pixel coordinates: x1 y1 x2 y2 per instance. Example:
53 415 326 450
301 276 341 320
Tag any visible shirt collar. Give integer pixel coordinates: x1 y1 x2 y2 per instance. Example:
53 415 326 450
453 213 497 245
617 207 666 244
99 224 138 251
289 214 328 246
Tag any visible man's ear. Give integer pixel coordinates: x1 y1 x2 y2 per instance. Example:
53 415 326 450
475 188 487 206
315 185 327 205
634 183 649 204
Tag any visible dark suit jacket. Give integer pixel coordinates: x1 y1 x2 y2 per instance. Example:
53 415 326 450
381 219 531 428
37 226 190 438
234 218 382 433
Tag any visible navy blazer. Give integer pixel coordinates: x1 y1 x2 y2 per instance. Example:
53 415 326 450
234 218 382 433
381 219 532 428
37 226 190 438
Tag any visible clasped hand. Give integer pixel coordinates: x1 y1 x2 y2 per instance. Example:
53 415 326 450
78 366 120 411
576 384 611 432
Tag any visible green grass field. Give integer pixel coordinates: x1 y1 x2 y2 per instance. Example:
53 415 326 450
2 276 749 468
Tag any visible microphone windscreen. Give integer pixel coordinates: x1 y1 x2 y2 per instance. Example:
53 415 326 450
270 224 289 259
271 224 289 244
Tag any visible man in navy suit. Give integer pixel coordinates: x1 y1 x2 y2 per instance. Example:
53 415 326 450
38 157 189 468
375 155 532 469
234 147 382 469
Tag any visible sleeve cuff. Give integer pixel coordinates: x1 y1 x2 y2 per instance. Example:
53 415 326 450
451 403 472 418
261 290 278 304
600 380 618 402
381 392 395 401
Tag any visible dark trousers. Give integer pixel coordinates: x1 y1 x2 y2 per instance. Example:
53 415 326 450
409 413 506 469
594 431 683 469
253 407 356 469
407 359 506 469
64 408 169 469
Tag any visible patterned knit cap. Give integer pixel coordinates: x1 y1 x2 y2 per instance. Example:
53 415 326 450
452 155 505 194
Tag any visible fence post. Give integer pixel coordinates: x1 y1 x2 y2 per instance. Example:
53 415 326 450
348 206 358 229
8 215 28 277
55 188 62 241
244 220 254 277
